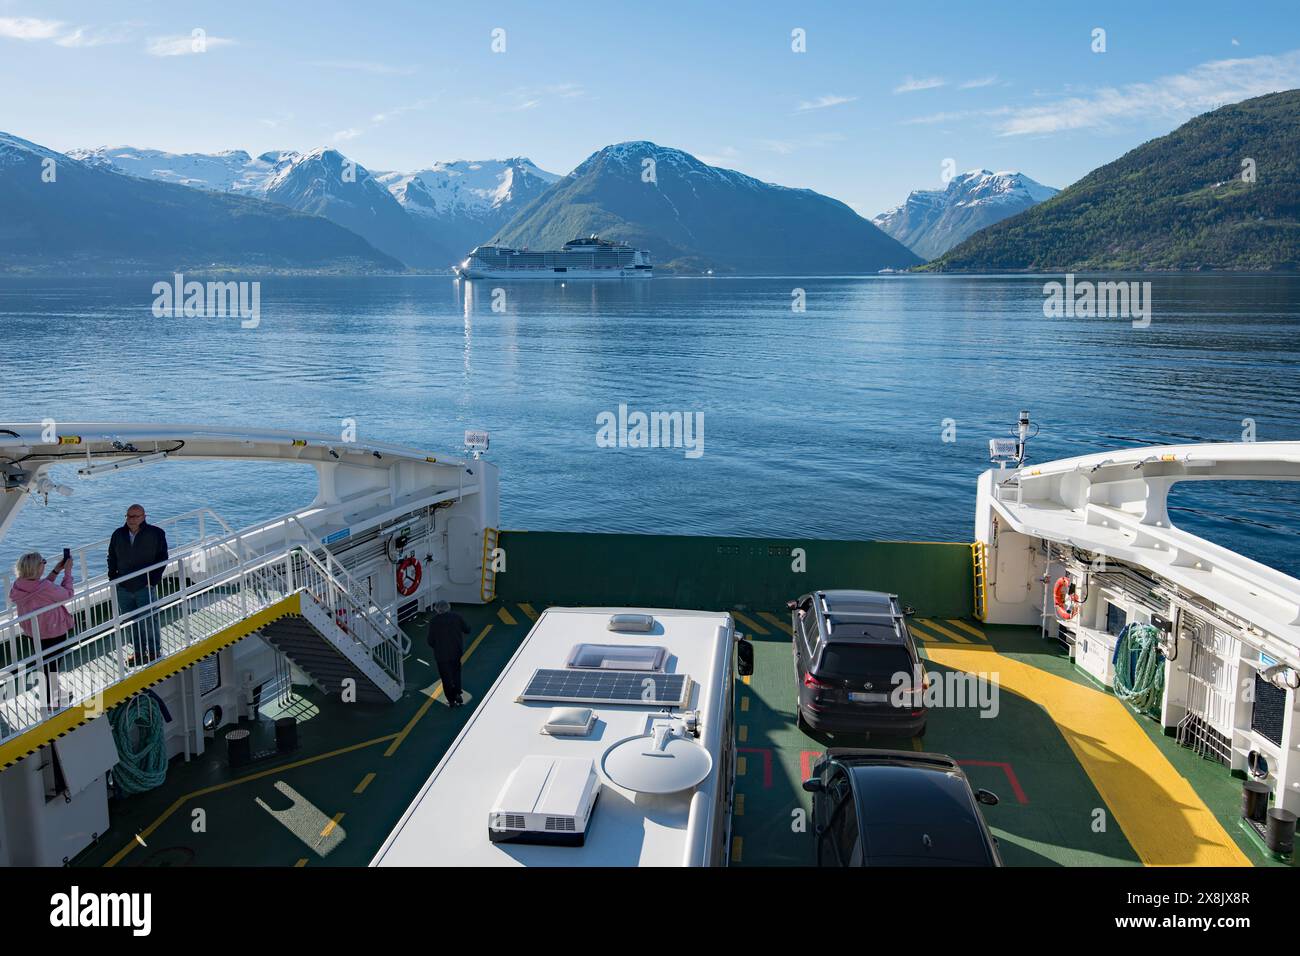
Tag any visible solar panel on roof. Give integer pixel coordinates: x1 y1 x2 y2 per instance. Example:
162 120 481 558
518 669 691 707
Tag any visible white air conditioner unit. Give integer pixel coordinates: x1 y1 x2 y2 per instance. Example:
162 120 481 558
488 756 599 847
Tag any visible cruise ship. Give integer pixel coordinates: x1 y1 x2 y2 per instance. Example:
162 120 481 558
455 236 653 279
0 415 1296 871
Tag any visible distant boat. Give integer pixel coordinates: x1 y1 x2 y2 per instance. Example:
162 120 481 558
455 235 653 279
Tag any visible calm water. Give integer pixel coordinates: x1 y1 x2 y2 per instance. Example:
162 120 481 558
2 274 1298 576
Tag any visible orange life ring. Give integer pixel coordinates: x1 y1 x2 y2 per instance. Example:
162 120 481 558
1053 576 1081 621
396 556 422 596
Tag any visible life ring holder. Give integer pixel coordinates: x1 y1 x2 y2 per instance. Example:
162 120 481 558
1053 575 1082 621
396 556 422 596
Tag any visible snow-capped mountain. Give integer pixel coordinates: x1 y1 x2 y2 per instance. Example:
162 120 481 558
873 170 1058 260
375 158 559 259
493 141 920 274
70 145 449 267
1 132 399 274
71 145 560 268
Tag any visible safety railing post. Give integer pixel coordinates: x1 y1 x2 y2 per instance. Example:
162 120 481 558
178 556 193 650
110 582 125 682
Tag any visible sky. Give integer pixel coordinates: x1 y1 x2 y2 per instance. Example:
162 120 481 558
3 1 1300 216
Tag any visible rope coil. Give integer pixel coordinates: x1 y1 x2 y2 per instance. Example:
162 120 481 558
1113 623 1166 714
109 694 169 795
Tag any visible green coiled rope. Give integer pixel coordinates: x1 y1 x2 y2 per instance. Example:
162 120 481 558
109 694 169 795
1113 623 1165 714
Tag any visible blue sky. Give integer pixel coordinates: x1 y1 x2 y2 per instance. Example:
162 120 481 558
3 1 1300 215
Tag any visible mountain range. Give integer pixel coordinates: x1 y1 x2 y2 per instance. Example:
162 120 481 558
68 145 556 270
872 170 1058 260
926 89 1300 272
0 133 399 275
494 141 921 273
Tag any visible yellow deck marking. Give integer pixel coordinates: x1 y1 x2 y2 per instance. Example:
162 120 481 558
105 731 397 866
741 674 751 685
0 593 301 770
738 725 748 743
758 611 793 635
910 737 923 752
731 836 743 862
319 812 345 841
294 858 308 868
735 794 745 816
353 772 376 795
497 606 517 626
385 624 493 758
731 610 770 636
946 618 987 640
737 756 747 776
740 697 750 712
518 603 538 621
923 643 1250 866
915 619 974 643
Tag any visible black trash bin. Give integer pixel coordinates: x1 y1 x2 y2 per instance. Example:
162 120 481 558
275 717 298 754
1265 808 1296 855
1242 780 1270 822
226 728 251 769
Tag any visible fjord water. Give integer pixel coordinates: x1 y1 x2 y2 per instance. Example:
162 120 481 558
2 275 1298 577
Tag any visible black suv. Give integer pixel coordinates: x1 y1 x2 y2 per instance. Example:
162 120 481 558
803 749 1002 867
790 589 926 737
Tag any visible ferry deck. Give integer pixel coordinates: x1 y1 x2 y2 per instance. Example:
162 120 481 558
1 424 1295 868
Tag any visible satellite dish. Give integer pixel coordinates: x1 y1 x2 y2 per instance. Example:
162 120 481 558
601 722 713 794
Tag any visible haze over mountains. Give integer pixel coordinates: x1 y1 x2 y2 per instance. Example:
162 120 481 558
872 170 1058 260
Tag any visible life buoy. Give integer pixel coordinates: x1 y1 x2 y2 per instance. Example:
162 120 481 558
396 556 422 596
1053 576 1082 621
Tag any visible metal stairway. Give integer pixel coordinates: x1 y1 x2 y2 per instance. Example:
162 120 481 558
0 516 405 768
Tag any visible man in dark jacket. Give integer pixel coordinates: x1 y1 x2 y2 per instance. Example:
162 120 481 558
428 600 470 707
107 504 169 665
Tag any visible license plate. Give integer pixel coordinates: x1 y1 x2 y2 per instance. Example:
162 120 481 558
849 692 888 703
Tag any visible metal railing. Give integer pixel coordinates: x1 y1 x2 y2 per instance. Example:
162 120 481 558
0 518 405 745
0 507 234 614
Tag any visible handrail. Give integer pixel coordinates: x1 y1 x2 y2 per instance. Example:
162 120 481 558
0 524 406 742
285 515 405 642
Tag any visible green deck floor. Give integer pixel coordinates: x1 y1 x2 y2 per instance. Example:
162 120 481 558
72 600 1288 868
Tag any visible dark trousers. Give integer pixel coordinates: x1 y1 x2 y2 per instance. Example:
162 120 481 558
118 585 161 664
435 655 463 704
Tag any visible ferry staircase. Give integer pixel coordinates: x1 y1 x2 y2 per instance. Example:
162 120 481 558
0 512 406 770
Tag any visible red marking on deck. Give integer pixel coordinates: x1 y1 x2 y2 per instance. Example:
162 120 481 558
955 760 1029 804
799 751 1028 805
738 747 774 788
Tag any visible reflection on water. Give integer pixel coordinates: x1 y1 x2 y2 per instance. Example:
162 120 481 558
1 274 1298 576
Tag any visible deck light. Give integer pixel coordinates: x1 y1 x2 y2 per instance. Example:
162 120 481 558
76 451 168 479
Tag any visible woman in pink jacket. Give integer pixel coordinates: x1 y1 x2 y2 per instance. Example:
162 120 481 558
9 551 75 710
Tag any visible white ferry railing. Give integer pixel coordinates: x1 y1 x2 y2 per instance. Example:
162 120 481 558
0 522 405 745
0 506 234 614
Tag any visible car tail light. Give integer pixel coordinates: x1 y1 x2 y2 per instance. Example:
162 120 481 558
803 673 832 691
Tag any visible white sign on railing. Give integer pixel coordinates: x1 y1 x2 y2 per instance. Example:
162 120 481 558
464 430 490 452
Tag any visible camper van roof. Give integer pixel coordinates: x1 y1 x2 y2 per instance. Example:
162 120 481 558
371 606 736 867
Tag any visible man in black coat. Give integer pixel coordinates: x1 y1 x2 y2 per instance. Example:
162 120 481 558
428 600 470 707
107 504 169 665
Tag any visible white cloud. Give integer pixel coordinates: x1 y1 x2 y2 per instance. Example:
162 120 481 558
894 75 946 93
996 49 1300 135
959 75 999 89
758 132 847 154
796 94 857 112
147 34 236 57
0 17 64 40
55 24 133 48
333 128 363 142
